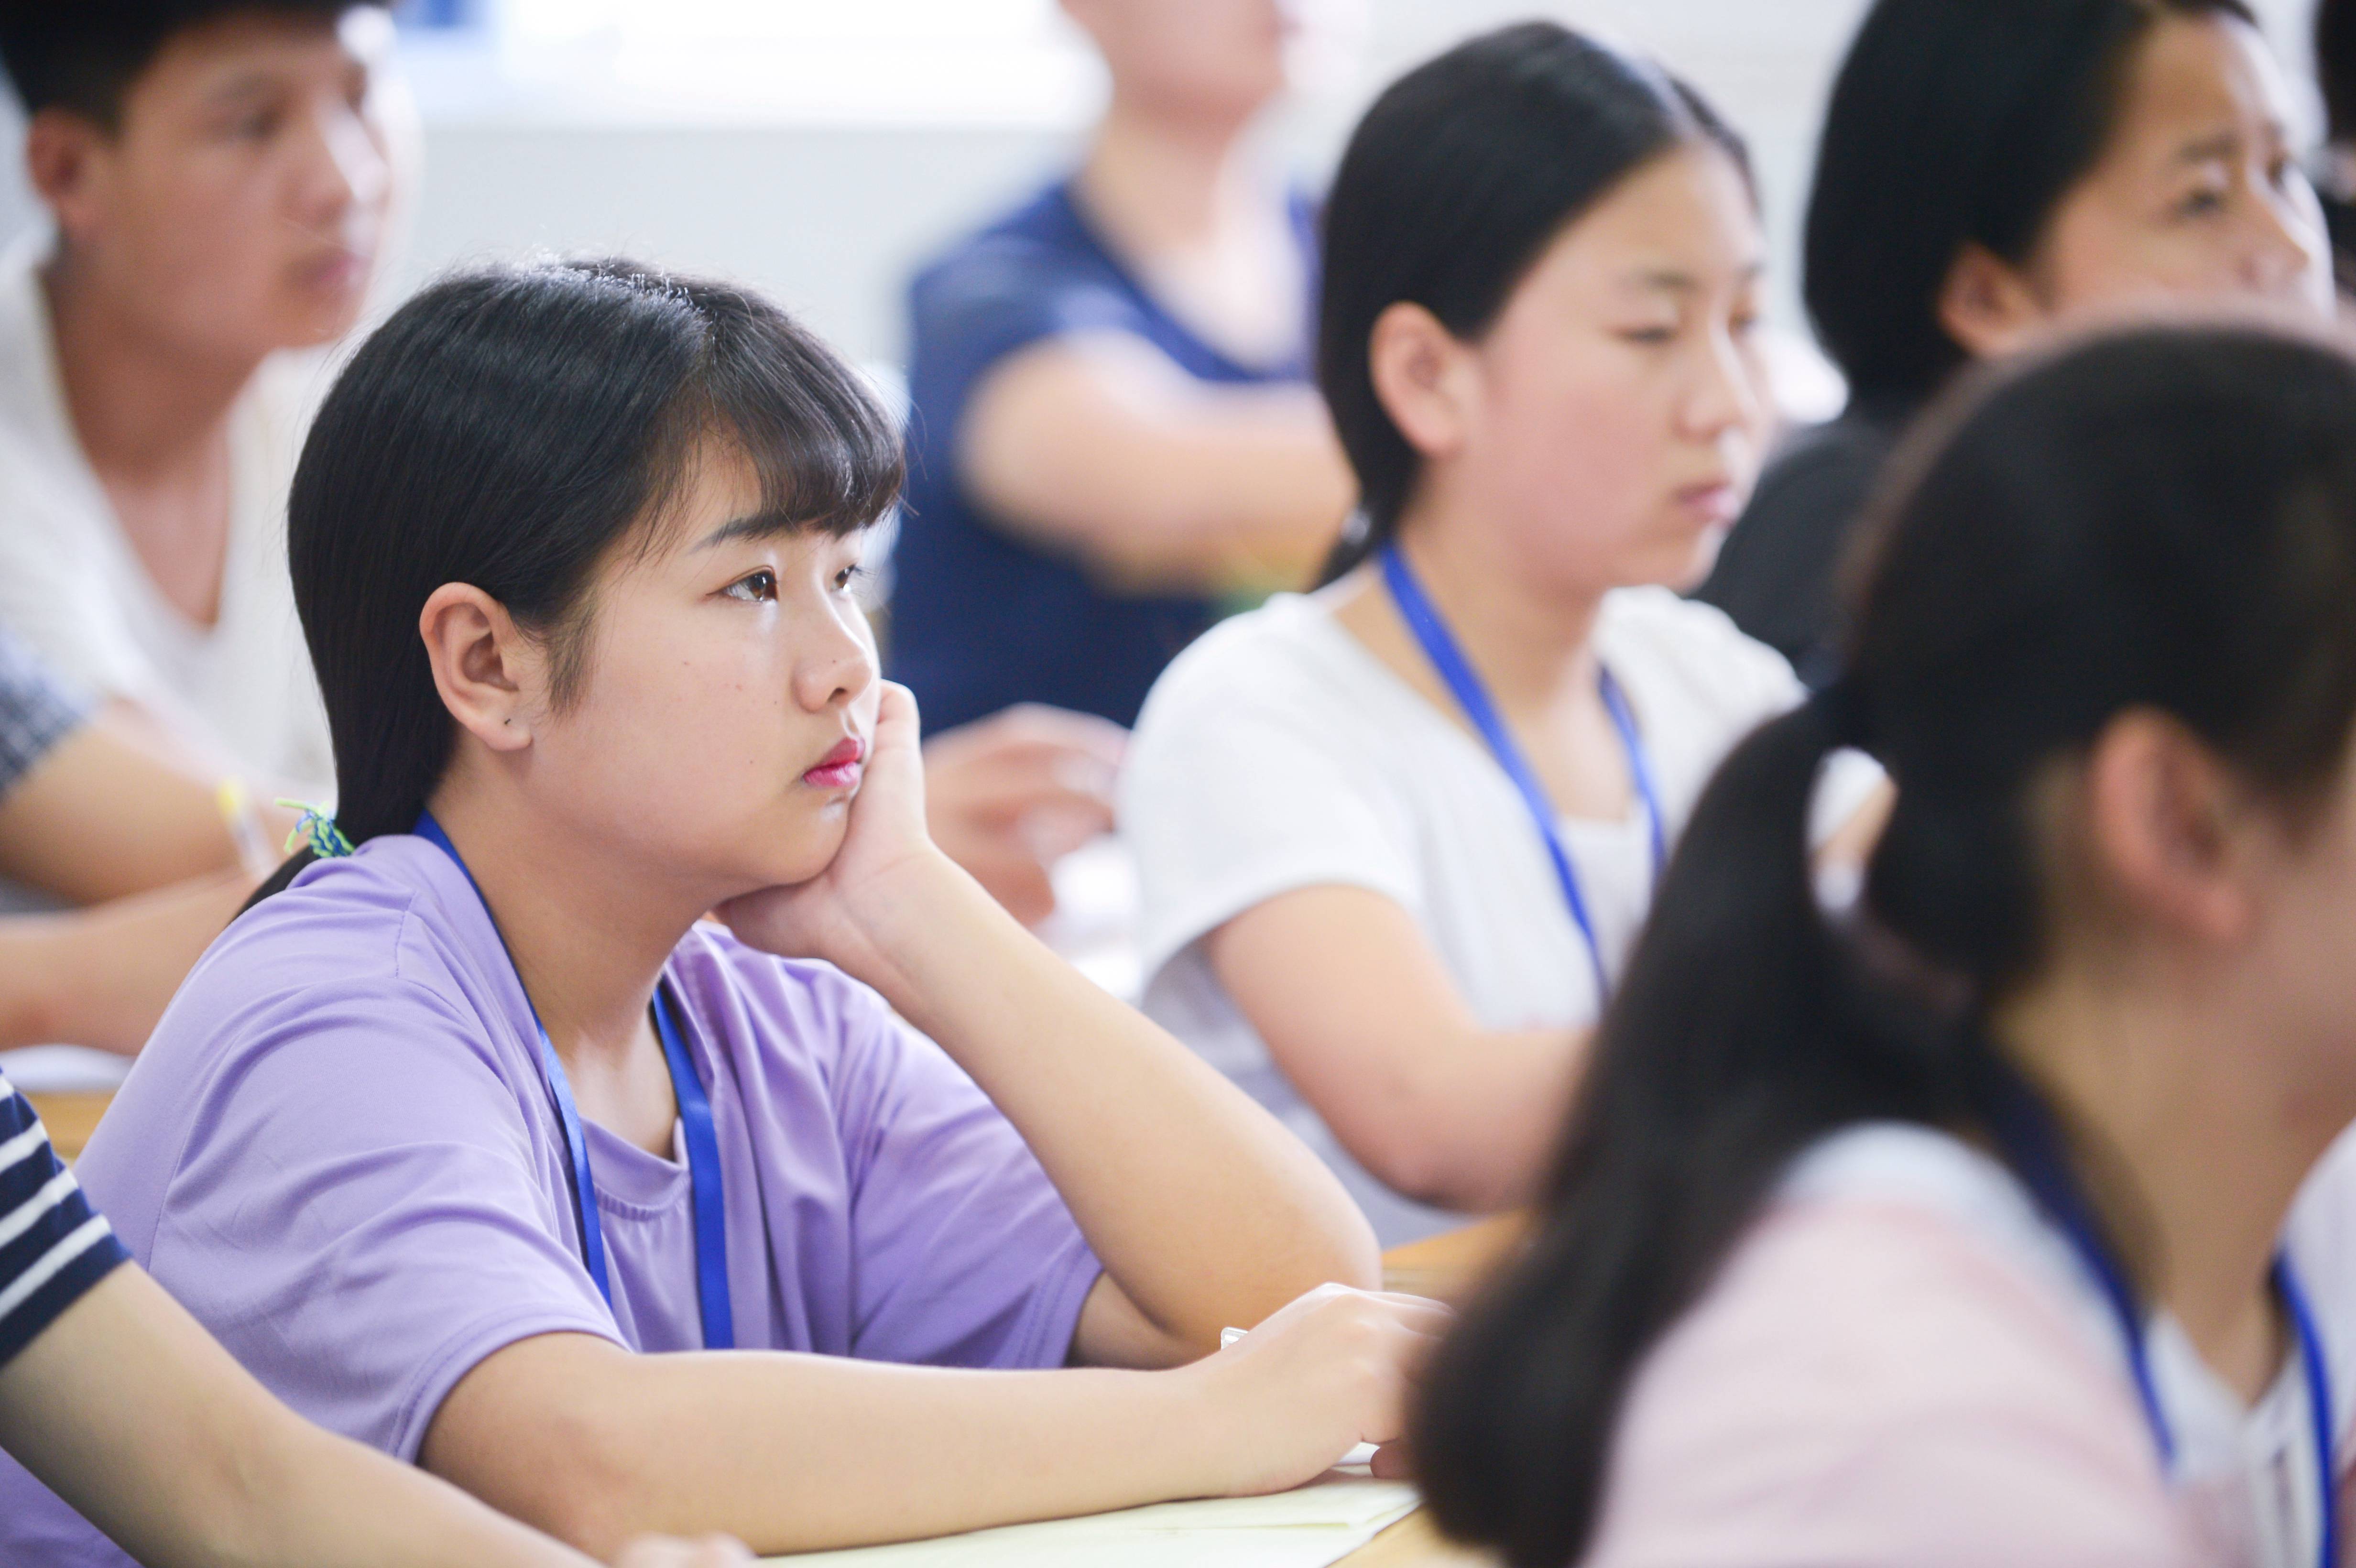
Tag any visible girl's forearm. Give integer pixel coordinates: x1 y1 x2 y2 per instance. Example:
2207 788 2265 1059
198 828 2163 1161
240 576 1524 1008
839 857 1378 1350
423 1333 1224 1558
0 874 248 1053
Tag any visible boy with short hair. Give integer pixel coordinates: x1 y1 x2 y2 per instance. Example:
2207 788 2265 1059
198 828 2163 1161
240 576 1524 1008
0 0 405 795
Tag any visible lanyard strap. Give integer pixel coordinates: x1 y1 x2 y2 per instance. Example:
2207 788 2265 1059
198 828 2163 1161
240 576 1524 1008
1989 1070 2335 1568
1380 544 1665 1003
414 812 733 1350
654 986 734 1351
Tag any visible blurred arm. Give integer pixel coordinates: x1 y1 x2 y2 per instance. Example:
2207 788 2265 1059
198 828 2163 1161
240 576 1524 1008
0 701 276 904
958 333 1353 595
0 872 250 1052
1210 885 1584 1213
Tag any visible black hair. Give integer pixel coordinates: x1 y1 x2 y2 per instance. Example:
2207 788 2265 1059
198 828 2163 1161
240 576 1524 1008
0 0 360 127
1413 322 2356 1568
245 257 901 908
1805 0 2258 411
1315 22 1749 582
2322 0 2356 146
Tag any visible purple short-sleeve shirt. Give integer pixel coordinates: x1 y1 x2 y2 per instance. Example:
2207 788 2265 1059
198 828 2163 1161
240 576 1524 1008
0 836 1102 1566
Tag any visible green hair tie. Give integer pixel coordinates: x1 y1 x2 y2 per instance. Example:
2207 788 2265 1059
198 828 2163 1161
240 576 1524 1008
276 800 354 860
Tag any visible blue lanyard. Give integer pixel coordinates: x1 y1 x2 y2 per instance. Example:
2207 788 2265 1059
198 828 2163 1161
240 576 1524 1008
1988 1071 2335 1568
414 812 734 1351
1380 544 1665 1003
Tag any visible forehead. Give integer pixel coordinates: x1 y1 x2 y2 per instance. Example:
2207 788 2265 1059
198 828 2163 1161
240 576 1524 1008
2100 13 2289 168
1515 143 1763 298
625 436 860 574
129 9 366 111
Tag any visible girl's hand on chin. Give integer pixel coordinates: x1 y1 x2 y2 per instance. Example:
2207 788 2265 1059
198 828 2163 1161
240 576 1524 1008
717 682 947 975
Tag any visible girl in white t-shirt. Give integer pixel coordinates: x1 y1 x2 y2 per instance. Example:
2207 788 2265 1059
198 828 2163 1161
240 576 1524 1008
1122 22 1883 1244
1415 322 2356 1567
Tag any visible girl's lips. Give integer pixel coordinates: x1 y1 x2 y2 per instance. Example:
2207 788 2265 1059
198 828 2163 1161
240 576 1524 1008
803 737 866 789
1676 480 1742 524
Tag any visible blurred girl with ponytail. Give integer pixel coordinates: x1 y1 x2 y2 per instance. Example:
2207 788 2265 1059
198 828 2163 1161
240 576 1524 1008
1120 22 1887 1245
1417 322 2356 1567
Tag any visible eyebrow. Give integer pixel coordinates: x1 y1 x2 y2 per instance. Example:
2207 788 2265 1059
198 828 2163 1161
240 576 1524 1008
202 70 288 107
2170 129 2247 168
1621 261 1766 294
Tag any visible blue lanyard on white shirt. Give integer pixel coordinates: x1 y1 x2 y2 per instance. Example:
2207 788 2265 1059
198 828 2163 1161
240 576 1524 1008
1987 1069 2334 1568
414 812 735 1351
1380 544 1665 1004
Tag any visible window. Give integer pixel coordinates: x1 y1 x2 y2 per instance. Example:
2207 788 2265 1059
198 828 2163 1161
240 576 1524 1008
399 0 1101 127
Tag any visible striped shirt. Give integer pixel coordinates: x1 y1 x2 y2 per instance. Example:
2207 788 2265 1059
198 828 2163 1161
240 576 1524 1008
0 1071 127 1368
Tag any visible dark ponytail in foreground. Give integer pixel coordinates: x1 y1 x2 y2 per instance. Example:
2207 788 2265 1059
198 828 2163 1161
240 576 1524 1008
1413 323 2356 1567
244 258 901 910
1314 22 1748 582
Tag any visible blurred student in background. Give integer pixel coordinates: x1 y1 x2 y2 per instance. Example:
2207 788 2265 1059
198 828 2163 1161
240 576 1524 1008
1122 24 1885 1246
1697 0 2332 687
1421 322 2356 1568
890 0 1353 737
0 2 1123 933
0 0 408 798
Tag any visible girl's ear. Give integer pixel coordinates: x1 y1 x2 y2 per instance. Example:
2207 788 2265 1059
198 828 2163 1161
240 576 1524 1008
1937 242 2050 362
2081 709 2259 948
1367 301 1477 461
419 583 536 753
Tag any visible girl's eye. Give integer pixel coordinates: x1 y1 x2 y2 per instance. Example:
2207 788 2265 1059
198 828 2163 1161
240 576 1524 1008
1730 311 1762 338
724 570 778 603
1618 326 1679 347
2175 184 2230 220
833 564 869 594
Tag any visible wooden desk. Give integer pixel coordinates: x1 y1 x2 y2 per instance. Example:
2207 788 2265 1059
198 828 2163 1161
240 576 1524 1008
26 1092 111 1164
1343 1509 1493 1566
1380 1212 1526 1300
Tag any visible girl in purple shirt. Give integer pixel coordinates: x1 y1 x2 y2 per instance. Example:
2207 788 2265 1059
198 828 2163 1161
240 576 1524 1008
0 258 1439 1565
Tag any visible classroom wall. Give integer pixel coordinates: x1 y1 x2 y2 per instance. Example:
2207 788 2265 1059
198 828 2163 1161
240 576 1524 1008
0 0 2322 367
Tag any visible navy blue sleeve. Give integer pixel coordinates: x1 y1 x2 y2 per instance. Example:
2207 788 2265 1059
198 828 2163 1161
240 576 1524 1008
0 1072 131 1369
0 629 90 804
906 234 1160 442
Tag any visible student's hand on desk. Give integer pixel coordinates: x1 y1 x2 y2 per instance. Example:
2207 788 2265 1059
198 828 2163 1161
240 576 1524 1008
921 705 1126 928
612 1534 753 1568
1182 1283 1451 1497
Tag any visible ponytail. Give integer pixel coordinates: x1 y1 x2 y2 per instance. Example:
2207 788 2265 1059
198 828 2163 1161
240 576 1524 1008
1413 324 2356 1567
1415 688 1983 1566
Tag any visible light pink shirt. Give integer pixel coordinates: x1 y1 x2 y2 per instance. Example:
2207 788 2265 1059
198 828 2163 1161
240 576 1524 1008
1580 1122 2356 1568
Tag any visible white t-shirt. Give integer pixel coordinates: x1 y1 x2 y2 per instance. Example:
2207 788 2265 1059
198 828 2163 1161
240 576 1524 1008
1122 582 1883 1244
0 233 333 797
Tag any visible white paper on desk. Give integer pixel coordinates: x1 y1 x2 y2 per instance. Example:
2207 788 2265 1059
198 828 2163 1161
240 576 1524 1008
764 1471 1417 1568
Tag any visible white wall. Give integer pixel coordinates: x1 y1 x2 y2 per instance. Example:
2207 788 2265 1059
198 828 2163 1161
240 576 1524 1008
0 0 2323 364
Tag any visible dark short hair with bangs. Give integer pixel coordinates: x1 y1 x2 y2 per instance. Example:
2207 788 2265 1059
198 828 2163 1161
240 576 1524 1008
0 0 360 126
263 257 900 886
